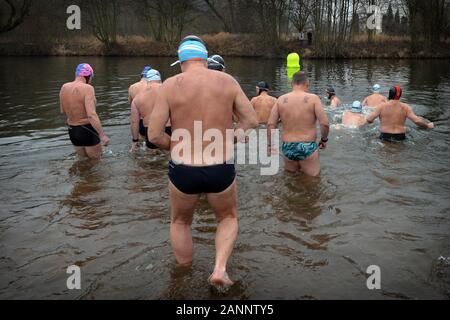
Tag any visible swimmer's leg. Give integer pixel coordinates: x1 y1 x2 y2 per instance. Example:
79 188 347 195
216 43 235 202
74 146 88 158
299 150 320 177
284 157 300 173
169 181 200 266
206 181 238 287
85 144 103 159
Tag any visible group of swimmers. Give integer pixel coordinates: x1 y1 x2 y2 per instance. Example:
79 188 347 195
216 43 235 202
59 35 435 288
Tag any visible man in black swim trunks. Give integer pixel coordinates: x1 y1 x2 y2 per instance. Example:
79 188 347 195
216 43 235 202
149 36 258 287
130 69 172 153
60 63 109 158
367 85 434 142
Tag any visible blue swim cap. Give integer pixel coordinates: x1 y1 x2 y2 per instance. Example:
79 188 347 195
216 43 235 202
351 101 362 113
144 69 161 82
141 66 152 76
373 84 381 93
171 36 208 66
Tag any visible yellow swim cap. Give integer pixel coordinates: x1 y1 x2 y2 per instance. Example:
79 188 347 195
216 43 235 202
287 53 301 69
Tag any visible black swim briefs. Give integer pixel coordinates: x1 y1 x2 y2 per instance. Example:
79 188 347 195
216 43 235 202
380 132 406 142
68 124 101 147
168 160 236 195
139 119 147 137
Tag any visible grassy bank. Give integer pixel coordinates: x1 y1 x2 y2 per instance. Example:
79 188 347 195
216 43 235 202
1 33 449 59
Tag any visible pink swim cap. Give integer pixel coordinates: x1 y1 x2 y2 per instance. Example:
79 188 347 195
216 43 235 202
75 63 94 77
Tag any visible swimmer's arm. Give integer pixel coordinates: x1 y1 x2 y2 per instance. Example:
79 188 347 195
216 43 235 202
314 96 330 140
366 106 381 124
130 101 140 142
85 86 106 138
406 106 434 129
59 87 65 115
128 87 133 105
148 85 171 150
267 101 280 151
233 86 258 133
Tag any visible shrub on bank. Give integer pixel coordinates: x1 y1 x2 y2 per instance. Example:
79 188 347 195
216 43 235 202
0 33 449 58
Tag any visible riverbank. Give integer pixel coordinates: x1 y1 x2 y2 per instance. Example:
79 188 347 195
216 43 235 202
1 33 449 59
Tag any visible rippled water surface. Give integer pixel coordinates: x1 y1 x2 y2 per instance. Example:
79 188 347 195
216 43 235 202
0 57 449 299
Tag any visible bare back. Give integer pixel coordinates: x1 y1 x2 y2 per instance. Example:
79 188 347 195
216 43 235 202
251 94 277 124
133 84 161 124
364 93 387 108
129 80 149 103
342 111 366 128
60 81 94 126
379 101 409 133
277 92 323 142
164 67 240 164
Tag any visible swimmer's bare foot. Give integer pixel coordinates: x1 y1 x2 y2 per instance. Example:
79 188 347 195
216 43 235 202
208 270 234 288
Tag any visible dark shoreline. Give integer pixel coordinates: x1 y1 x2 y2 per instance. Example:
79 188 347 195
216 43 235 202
1 34 449 59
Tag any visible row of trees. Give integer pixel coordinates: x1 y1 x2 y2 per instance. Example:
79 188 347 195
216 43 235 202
1 0 449 52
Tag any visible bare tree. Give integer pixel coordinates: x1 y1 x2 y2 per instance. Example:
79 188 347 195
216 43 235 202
202 0 232 32
137 0 194 43
290 0 313 34
0 0 32 34
84 0 119 51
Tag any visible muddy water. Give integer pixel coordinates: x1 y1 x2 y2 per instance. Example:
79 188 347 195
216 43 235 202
0 57 449 299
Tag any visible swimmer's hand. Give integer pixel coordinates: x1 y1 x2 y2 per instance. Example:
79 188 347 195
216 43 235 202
130 142 138 153
427 122 435 129
101 134 110 146
319 140 327 150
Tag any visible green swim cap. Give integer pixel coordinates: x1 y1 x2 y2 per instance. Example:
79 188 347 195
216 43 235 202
287 53 301 69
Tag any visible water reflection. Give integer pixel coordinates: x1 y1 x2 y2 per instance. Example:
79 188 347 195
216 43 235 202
0 57 449 299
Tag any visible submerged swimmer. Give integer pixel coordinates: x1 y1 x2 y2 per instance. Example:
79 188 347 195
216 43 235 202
367 86 434 142
148 36 258 287
268 72 330 177
326 86 342 108
362 84 387 108
128 66 152 104
130 69 171 152
59 63 110 158
342 101 367 128
251 81 277 124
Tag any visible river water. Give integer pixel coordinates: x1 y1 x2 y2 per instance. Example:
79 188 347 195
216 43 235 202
0 57 449 299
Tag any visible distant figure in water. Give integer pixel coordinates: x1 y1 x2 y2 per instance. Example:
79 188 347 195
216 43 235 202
60 63 109 158
148 36 258 288
128 66 152 104
367 86 434 142
342 101 367 128
130 69 171 153
326 86 342 108
362 84 387 108
251 81 277 124
268 72 330 177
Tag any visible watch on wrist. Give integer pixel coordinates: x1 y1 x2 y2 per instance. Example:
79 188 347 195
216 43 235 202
132 138 139 143
321 138 329 143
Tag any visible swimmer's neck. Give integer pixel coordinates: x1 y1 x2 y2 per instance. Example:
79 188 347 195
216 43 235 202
292 84 308 93
181 60 207 73
74 77 88 84
259 91 269 96
146 81 161 88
